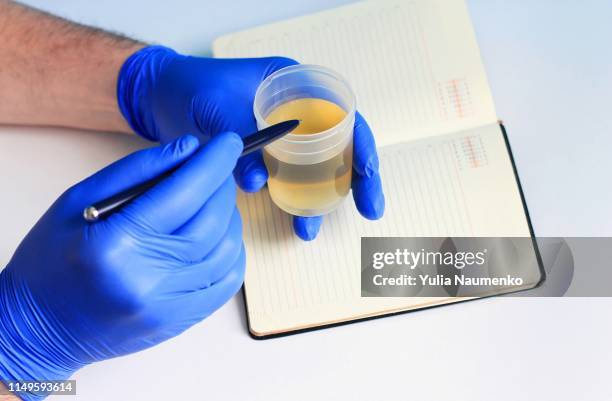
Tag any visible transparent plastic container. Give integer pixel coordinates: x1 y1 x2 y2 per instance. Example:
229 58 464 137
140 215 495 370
253 65 356 217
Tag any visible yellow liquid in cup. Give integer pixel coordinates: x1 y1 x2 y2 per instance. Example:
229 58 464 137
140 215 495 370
263 98 353 216
265 98 347 134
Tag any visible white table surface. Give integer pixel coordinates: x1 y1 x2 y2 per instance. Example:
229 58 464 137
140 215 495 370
2 1 611 400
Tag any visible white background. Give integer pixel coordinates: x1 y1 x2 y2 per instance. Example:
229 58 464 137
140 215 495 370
1 1 611 400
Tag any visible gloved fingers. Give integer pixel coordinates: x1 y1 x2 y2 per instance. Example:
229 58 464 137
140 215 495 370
171 177 236 255
69 135 199 208
166 210 243 292
352 170 385 220
116 131 243 234
352 112 380 178
138 244 245 337
350 111 385 220
234 150 268 193
171 245 246 322
292 215 324 241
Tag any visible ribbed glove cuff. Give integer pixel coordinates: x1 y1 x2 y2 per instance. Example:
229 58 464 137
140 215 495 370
117 45 177 141
0 269 81 401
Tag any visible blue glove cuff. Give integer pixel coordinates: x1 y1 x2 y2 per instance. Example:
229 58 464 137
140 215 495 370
117 45 178 141
0 268 82 400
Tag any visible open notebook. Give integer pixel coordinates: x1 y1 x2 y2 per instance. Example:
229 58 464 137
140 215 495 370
213 0 539 338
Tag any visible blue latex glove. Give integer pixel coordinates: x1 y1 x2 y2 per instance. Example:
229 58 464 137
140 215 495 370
0 133 245 401
118 46 385 240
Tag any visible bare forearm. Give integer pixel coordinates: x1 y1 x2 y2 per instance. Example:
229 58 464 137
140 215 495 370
0 0 144 132
0 383 18 401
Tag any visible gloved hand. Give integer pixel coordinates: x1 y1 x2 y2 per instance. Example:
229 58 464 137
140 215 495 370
117 45 385 240
0 133 245 401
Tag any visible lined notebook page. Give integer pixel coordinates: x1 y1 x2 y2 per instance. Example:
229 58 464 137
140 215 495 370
213 0 498 146
237 124 531 336
214 0 530 336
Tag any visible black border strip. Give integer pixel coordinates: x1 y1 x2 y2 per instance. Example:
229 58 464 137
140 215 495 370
245 122 545 340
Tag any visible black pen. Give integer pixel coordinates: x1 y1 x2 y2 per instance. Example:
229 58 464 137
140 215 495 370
83 119 300 222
